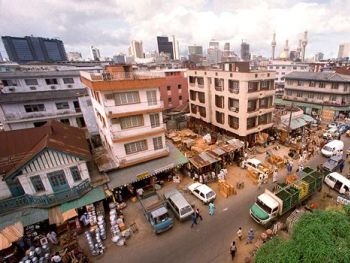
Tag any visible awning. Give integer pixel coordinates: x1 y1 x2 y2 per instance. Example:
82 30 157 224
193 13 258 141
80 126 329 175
107 142 188 188
49 207 78 225
0 221 24 249
0 209 49 230
60 187 106 213
189 151 221 170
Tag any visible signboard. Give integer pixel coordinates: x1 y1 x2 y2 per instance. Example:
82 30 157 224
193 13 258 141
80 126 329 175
136 172 150 181
321 109 335 121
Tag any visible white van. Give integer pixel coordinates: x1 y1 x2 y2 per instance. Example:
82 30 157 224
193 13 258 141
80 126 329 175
164 189 194 221
321 140 344 157
324 172 350 194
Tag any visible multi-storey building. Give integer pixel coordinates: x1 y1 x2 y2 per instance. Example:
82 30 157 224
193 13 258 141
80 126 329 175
67 51 83 61
90 46 101 61
129 40 144 59
267 60 309 97
157 36 174 59
240 42 250 61
80 65 169 168
0 65 100 134
188 62 275 144
156 68 188 111
207 40 221 65
338 43 350 59
282 71 350 120
2 36 67 63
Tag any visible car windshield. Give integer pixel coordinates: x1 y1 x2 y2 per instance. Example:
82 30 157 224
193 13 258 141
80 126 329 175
256 198 272 214
323 146 332 152
206 191 215 199
180 206 193 215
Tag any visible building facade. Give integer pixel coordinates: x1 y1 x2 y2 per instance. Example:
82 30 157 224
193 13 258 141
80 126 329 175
2 36 67 63
240 42 250 61
282 71 350 120
67 51 83 61
0 65 100 134
129 40 144 59
188 62 275 144
157 69 188 110
267 61 309 97
80 65 169 168
90 46 101 61
0 121 92 214
338 43 350 59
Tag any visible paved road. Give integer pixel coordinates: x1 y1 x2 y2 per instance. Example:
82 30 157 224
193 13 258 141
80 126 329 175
85 135 350 263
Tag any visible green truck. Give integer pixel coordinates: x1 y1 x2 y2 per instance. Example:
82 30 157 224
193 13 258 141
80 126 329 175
249 167 323 226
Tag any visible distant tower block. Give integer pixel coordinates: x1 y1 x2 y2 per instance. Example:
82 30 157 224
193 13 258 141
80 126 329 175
271 32 276 60
297 39 302 60
301 31 308 62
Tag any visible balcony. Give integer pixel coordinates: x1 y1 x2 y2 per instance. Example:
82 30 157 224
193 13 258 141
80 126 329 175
0 179 92 214
106 101 164 118
111 124 166 142
4 110 82 123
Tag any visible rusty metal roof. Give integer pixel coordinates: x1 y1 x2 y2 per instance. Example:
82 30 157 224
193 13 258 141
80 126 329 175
189 151 220 170
0 120 91 178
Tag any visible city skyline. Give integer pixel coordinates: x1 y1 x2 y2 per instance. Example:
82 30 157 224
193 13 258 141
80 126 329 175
1 0 350 60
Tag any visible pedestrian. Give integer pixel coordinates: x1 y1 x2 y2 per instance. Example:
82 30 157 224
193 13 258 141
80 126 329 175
339 161 344 173
237 227 243 241
246 228 254 244
230 241 237 260
196 208 203 221
258 174 263 189
47 231 58 245
262 173 268 184
272 169 278 183
209 202 215 215
191 213 197 228
287 161 292 175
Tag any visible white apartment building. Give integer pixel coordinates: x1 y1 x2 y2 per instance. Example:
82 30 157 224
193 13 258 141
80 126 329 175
0 65 100 134
188 62 275 144
267 60 309 96
283 71 350 120
80 65 169 168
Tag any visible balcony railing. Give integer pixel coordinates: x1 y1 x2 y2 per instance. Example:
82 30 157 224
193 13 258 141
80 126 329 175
0 179 92 214
81 71 165 81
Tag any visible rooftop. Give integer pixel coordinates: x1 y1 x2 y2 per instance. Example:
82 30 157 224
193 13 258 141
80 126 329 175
285 71 350 82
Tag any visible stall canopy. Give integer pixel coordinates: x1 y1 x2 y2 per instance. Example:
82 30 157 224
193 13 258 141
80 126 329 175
280 114 315 131
227 139 245 150
189 151 221 170
49 206 78 226
0 222 24 250
108 142 188 188
60 187 106 213
0 208 48 230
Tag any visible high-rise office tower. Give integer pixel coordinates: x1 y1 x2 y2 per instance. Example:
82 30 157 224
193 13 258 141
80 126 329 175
172 35 180 60
188 45 203 64
1 36 67 63
207 40 221 64
90 46 101 61
157 36 174 59
338 43 350 59
129 40 144 59
240 41 250 61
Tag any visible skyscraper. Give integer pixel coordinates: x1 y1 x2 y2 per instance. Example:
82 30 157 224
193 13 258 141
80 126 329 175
172 35 180 60
240 41 250 61
90 46 101 61
207 40 221 65
1 36 67 63
338 43 350 59
157 36 174 59
129 40 144 59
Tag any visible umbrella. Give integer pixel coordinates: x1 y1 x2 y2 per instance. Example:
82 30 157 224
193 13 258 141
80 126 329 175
0 221 23 251
0 232 12 250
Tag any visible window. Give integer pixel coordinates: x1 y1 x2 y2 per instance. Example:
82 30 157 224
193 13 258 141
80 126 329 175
282 66 286 69
56 102 69 110
293 66 297 70
168 97 172 103
297 81 303 86
167 86 171 91
309 81 315 87
286 90 292 96
296 92 303 97
215 95 224 108
179 96 182 100
316 94 324 100
45 78 58 85
2 79 17 86
125 140 147 154
247 117 256 129
178 84 182 89
153 137 163 150
86 99 92 106
60 119 70 125
149 113 160 128
146 90 157 105
308 93 314 99
70 166 82 182
24 104 45 112
228 115 239 129
25 79 38 85
120 115 143 129
30 86 37 90
331 83 339 89
115 91 140 105
63 78 74 84
330 95 337 101
198 92 205 103
216 111 224 124
30 175 45 192
319 82 325 88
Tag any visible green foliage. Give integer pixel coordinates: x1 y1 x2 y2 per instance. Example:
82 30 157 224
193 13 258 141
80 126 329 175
255 209 350 263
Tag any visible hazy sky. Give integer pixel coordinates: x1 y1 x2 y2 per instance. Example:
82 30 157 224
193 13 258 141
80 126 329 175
0 0 349 60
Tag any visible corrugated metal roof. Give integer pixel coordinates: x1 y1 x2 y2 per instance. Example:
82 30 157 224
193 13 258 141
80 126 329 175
0 208 48 230
60 187 105 213
0 120 91 178
285 71 350 82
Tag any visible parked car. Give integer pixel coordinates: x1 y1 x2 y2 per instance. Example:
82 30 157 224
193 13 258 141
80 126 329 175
338 124 350 135
321 155 345 172
323 127 339 139
188 182 216 204
328 122 338 129
242 158 272 176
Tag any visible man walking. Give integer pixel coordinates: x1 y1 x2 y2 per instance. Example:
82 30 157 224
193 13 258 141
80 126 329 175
246 228 255 244
191 213 197 228
209 202 215 215
237 227 243 241
339 161 344 173
195 208 203 221
230 241 237 260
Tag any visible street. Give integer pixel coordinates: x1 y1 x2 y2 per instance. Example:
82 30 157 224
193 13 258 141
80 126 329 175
84 135 350 263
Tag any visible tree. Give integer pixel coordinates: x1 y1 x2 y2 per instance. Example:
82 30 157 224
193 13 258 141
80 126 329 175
255 207 350 263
